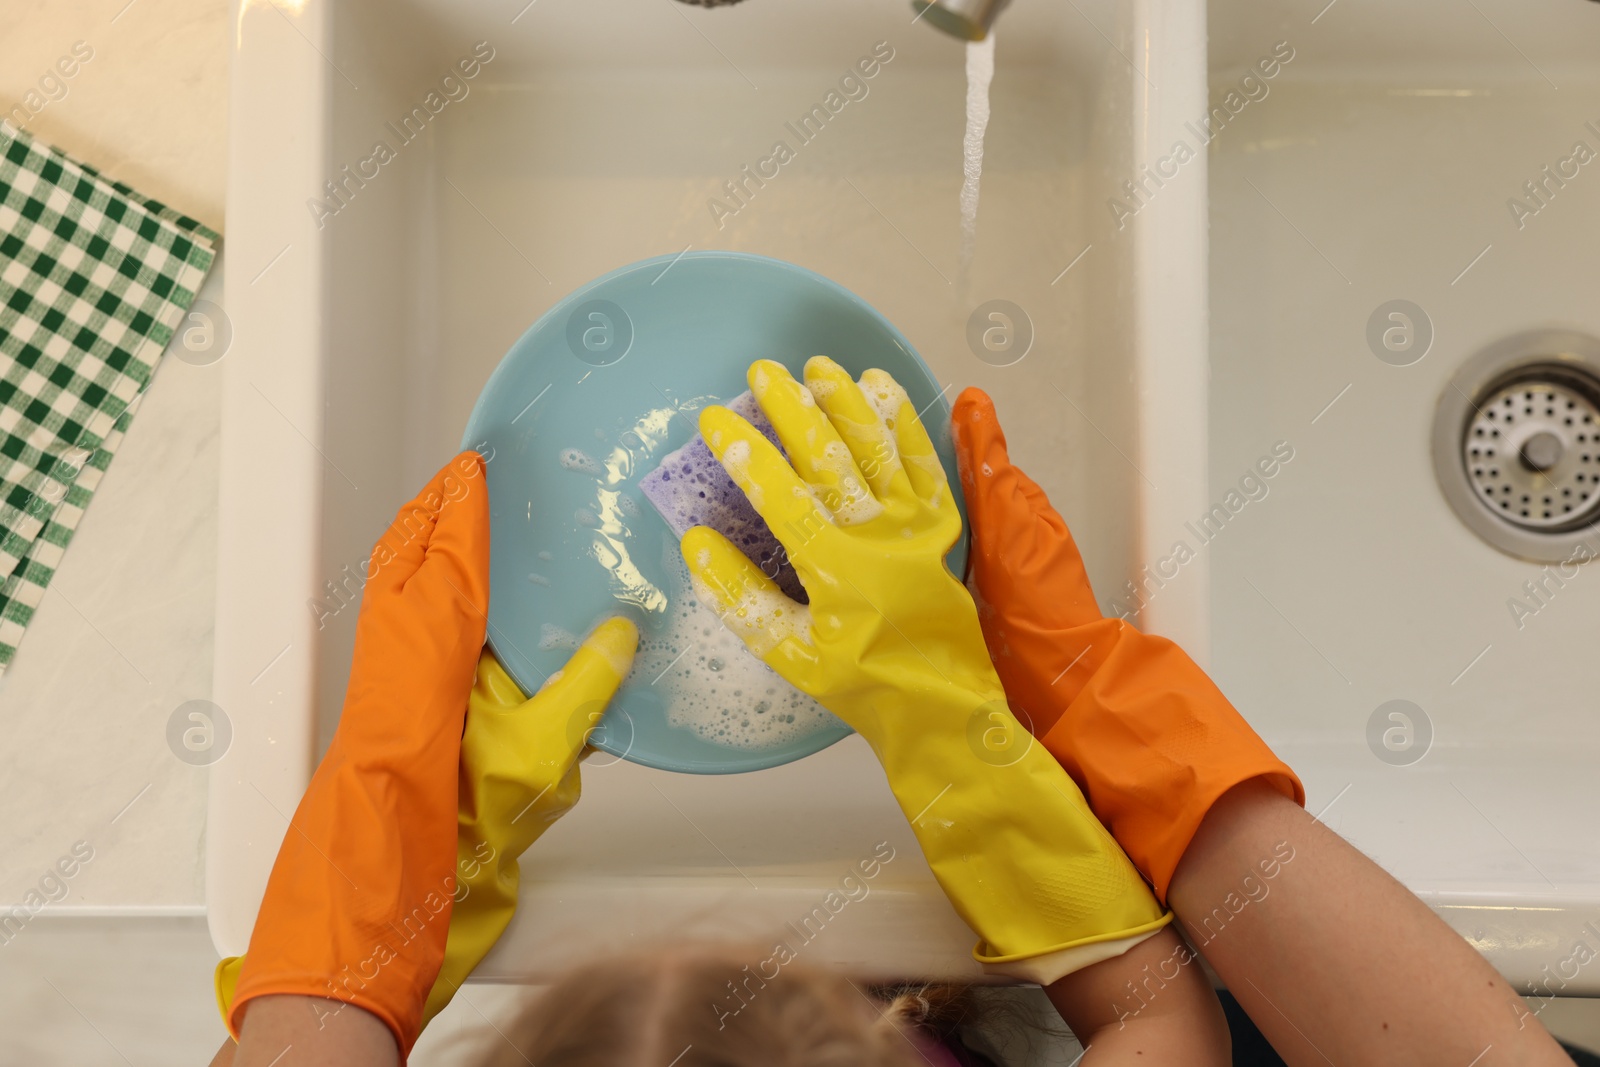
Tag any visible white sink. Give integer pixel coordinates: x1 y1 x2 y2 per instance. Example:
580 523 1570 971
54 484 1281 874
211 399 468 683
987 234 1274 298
215 0 1204 975
1206 0 1600 994
217 0 1600 997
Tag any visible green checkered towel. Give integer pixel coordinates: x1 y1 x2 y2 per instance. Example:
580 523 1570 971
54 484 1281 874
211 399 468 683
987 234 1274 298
0 123 217 672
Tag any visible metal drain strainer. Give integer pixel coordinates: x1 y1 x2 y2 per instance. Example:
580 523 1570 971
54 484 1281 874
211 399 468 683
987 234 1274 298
1464 377 1600 529
1433 331 1600 562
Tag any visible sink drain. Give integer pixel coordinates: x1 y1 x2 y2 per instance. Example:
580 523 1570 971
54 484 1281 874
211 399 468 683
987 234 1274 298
1465 377 1600 529
1434 331 1600 562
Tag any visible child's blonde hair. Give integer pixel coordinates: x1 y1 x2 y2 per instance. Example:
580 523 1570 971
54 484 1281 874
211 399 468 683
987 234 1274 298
481 947 977 1067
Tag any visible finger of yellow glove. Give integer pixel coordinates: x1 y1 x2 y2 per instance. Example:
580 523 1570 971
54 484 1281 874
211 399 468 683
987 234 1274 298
531 616 639 739
747 359 884 527
699 403 836 566
681 525 819 689
803 356 917 510
859 368 950 510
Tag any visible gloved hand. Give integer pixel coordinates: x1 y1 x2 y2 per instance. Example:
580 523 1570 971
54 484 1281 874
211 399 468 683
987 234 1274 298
422 617 637 1022
215 618 639 1035
228 452 490 1057
684 358 1170 983
951 388 1304 902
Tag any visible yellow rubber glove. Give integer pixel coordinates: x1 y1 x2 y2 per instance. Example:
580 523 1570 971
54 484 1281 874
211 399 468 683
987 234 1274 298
216 618 638 1031
422 617 637 1021
683 358 1170 982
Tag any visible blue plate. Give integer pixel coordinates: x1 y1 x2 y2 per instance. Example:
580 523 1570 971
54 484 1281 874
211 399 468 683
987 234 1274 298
461 252 967 774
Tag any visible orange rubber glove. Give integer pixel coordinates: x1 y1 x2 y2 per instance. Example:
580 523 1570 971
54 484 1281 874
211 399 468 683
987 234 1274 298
229 451 491 1058
951 389 1304 901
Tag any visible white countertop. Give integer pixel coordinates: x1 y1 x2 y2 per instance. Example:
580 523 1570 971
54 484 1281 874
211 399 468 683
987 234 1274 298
0 0 226 231
0 0 225 910
0 259 224 911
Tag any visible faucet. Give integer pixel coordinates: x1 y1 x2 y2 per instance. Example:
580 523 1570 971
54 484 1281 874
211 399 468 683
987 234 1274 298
911 0 1010 41
669 0 1010 42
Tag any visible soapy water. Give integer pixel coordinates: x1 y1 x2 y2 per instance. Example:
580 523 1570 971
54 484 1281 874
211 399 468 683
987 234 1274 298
539 622 582 652
553 412 842 751
555 409 678 618
626 542 842 751
959 33 995 287
558 448 603 477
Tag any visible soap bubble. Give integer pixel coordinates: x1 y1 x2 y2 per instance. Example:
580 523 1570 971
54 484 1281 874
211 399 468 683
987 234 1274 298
626 544 841 751
559 449 602 476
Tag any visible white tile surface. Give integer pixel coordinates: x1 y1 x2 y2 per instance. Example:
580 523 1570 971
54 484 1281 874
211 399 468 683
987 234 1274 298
0 259 224 911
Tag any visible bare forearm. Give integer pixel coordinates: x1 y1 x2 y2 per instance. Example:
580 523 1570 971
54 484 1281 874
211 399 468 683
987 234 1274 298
1168 779 1568 1066
228 995 398 1067
1045 926 1230 1065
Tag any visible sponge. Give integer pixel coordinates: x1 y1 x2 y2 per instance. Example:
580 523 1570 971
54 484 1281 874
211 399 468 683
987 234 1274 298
640 392 807 603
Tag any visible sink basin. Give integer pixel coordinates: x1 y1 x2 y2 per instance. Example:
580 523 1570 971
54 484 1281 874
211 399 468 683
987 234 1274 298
211 0 1210 973
1206 0 1600 994
218 0 1600 998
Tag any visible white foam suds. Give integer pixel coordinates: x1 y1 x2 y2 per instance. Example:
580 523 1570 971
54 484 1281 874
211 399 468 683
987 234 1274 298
559 448 603 477
805 437 884 527
806 375 839 402
718 439 761 509
860 370 911 426
826 475 883 527
539 623 581 652
959 33 995 286
691 564 810 659
528 572 551 586
538 550 554 561
628 544 842 751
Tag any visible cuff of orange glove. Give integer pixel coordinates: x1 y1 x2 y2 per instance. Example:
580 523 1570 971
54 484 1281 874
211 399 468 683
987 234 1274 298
229 973 417 1062
1144 767 1305 902
974 910 1173 985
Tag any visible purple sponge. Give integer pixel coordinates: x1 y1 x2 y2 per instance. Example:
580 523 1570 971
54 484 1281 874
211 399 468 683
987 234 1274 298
640 392 807 603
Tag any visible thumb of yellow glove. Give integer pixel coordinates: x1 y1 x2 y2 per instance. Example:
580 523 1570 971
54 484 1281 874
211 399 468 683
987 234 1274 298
422 617 637 1022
